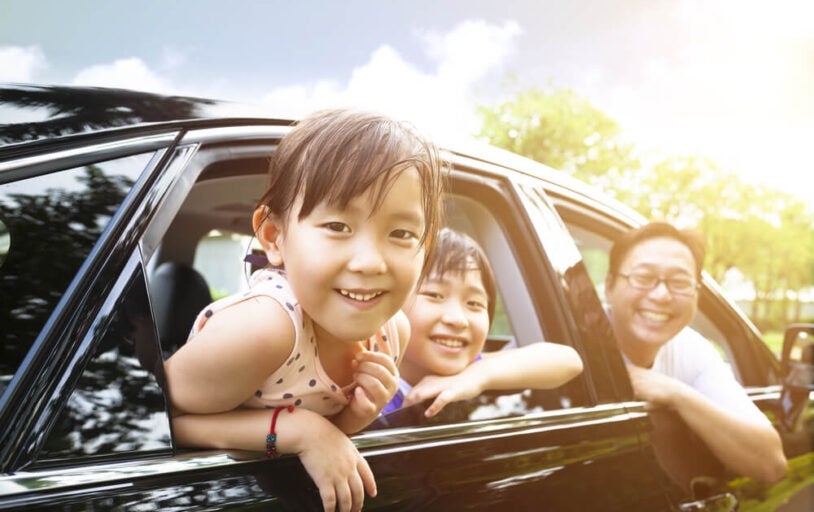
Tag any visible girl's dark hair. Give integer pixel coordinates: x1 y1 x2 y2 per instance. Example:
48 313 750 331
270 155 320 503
608 221 706 285
429 228 497 323
257 108 446 272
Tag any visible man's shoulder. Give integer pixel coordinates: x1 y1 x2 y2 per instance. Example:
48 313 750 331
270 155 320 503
666 327 720 354
657 327 725 379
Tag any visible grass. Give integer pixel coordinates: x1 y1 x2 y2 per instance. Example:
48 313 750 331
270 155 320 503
763 331 784 357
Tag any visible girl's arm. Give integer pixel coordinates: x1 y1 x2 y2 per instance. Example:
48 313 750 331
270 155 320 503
173 407 376 512
164 296 295 414
405 342 583 417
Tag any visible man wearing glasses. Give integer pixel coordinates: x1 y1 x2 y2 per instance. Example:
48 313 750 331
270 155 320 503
605 222 787 484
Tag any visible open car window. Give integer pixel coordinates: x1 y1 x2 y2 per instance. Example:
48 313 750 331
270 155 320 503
558 210 747 383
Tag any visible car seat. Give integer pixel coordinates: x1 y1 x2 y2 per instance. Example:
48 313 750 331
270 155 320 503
148 261 212 358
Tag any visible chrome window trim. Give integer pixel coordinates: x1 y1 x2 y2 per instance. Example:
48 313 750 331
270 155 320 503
179 125 292 146
0 403 641 500
355 402 641 452
0 133 179 182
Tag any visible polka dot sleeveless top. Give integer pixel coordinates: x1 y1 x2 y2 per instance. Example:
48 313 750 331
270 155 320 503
186 267 400 416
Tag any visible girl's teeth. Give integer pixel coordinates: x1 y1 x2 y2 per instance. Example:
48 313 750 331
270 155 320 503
434 338 465 348
340 290 381 302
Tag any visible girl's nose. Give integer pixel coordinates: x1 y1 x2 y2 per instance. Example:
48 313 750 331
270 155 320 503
346 237 387 274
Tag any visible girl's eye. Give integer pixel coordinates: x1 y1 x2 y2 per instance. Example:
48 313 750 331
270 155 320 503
420 290 443 300
467 299 487 310
391 229 418 241
324 222 350 233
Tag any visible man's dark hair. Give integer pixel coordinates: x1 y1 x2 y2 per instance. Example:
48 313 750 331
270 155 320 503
608 221 706 285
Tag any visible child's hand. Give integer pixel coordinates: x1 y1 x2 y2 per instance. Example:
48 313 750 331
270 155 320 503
349 349 399 418
332 349 399 433
297 412 377 512
403 372 484 417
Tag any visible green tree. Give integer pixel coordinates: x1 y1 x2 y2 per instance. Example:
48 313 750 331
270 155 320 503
477 85 813 329
477 85 638 186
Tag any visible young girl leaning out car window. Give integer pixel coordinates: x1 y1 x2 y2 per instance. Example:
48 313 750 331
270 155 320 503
163 108 445 512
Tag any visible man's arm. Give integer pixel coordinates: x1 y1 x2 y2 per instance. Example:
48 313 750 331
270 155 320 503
627 365 787 483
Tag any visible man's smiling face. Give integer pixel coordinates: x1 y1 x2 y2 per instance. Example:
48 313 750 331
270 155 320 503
605 236 699 367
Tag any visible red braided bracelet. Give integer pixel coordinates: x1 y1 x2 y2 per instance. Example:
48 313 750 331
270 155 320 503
266 405 294 458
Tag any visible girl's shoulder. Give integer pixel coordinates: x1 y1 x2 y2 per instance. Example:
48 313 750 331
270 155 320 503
391 310 410 362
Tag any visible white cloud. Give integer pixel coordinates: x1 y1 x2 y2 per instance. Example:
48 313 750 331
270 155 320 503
72 57 176 94
421 20 522 84
255 20 522 143
0 45 47 82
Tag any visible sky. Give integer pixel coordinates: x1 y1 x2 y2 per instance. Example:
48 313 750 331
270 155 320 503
2 0 813 204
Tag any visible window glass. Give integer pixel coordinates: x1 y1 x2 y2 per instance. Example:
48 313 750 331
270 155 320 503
39 260 171 460
0 154 151 395
193 229 253 299
370 188 587 430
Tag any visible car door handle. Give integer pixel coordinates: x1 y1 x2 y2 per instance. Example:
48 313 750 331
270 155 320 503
678 492 738 512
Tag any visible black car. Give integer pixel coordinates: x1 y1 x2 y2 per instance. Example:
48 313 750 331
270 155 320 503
0 84 811 511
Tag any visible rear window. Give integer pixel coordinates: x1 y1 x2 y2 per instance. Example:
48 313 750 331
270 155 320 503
0 154 150 394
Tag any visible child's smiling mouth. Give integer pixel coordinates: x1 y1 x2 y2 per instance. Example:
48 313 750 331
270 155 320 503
431 336 469 349
338 288 385 302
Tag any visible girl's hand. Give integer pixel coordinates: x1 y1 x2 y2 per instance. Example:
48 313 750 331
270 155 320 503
351 349 399 416
334 350 399 433
403 372 483 417
296 412 377 512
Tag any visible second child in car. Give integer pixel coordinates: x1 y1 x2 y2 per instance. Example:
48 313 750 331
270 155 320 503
384 228 584 417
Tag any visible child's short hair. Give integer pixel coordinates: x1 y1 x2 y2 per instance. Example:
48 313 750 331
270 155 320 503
257 108 446 267
429 228 497 323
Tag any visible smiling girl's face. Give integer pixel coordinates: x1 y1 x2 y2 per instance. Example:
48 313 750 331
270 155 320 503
398 263 490 385
256 166 426 347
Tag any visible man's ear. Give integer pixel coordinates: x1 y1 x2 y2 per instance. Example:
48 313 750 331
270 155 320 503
252 206 284 266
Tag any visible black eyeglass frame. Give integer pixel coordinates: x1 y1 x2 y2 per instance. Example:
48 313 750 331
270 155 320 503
615 271 700 296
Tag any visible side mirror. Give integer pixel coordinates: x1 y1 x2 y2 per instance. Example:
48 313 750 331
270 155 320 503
779 324 814 431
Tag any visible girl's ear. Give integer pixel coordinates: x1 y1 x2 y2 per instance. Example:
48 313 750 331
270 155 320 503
252 206 285 266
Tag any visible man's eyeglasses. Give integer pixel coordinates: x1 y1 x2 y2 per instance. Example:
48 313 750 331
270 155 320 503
616 272 699 296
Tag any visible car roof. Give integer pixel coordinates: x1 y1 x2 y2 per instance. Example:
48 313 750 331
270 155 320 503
0 83 291 148
0 82 645 226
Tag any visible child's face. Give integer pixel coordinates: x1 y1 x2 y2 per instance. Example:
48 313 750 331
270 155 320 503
399 265 490 384
265 167 426 346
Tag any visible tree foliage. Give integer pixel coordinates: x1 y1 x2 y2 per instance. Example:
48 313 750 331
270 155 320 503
477 86 638 185
477 86 813 329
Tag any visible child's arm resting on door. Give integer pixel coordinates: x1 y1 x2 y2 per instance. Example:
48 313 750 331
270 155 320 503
405 341 583 417
172 407 376 512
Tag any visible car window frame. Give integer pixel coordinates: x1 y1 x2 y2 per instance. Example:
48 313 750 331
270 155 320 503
0 132 181 473
549 195 782 389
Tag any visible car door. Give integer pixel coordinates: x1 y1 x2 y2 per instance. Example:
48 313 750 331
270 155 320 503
545 186 814 511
